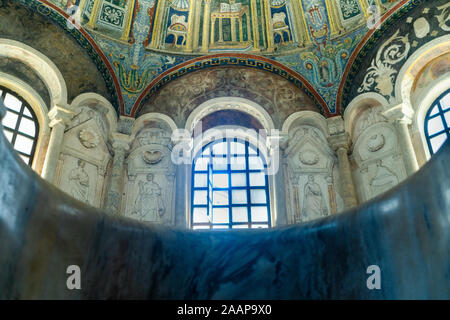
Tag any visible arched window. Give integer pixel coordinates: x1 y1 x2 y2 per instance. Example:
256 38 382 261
424 89 450 155
191 138 271 230
0 87 39 165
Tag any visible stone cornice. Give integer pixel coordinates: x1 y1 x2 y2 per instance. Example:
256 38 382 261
48 105 74 128
109 132 132 153
382 103 415 125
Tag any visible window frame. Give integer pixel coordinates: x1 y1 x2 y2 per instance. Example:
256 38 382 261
1 87 40 166
424 89 450 155
190 137 272 230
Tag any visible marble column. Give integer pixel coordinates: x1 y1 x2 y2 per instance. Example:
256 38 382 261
41 106 73 184
327 117 358 210
105 134 131 215
272 133 288 226
201 0 211 53
383 104 419 176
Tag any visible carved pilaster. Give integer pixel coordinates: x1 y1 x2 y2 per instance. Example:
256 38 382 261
383 103 419 176
105 133 132 214
327 116 358 210
42 106 74 184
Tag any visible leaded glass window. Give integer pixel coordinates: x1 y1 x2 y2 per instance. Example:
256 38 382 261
191 138 271 230
0 87 39 166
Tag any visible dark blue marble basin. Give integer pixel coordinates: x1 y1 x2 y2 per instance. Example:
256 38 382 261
0 125 448 299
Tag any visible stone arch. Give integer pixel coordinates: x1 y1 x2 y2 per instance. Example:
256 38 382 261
132 113 178 139
395 35 450 109
282 110 329 139
185 97 276 135
344 92 389 141
71 93 118 135
0 38 68 107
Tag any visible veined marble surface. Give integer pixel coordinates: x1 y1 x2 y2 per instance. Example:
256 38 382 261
0 122 449 299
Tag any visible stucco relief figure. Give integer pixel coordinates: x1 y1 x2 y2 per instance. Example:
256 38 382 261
302 175 328 221
132 173 165 221
68 159 90 204
369 160 399 197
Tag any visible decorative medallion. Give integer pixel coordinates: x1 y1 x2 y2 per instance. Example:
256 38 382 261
79 128 99 149
143 150 164 164
299 149 319 165
367 133 385 152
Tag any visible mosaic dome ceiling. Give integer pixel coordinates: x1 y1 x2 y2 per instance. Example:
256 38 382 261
2 0 421 117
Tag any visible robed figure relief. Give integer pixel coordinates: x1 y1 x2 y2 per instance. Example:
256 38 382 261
302 175 327 220
132 173 165 221
369 159 399 197
68 159 90 204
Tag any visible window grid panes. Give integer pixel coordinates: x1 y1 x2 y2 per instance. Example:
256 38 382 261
191 138 271 230
425 90 450 155
1 87 39 166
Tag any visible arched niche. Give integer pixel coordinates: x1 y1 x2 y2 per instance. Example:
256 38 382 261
344 92 390 143
71 93 118 136
281 110 329 139
123 113 177 225
282 111 343 223
348 103 407 203
182 96 282 227
131 112 178 139
54 93 117 208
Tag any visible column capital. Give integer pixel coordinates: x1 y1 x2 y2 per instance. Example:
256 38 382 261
118 116 135 135
326 115 345 136
327 132 351 152
382 103 415 125
275 132 289 151
109 132 132 152
266 130 287 151
48 105 74 128
326 116 351 152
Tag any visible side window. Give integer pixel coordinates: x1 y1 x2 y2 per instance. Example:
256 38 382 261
424 90 450 155
0 87 40 165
